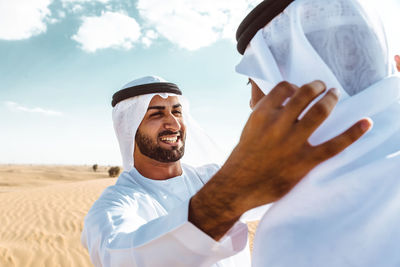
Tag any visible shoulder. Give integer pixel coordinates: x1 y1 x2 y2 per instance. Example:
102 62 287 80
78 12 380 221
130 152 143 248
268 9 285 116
182 163 221 184
86 184 137 217
86 172 151 218
83 181 163 235
195 163 220 175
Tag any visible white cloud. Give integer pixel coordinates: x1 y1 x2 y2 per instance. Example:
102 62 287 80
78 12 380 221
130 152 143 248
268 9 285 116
61 0 111 15
61 0 109 13
47 18 59 24
5 101 63 117
58 10 66 19
137 0 260 50
72 11 141 53
61 0 110 4
141 30 158 48
71 3 84 13
0 0 53 40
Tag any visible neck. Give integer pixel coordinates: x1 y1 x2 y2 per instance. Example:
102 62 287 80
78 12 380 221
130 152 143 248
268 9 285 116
134 152 183 180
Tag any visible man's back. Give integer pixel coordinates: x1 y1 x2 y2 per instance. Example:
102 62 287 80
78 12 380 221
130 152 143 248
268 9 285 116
253 76 400 267
234 0 400 265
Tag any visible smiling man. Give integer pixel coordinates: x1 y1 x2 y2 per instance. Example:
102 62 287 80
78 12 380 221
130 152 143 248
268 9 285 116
133 96 185 179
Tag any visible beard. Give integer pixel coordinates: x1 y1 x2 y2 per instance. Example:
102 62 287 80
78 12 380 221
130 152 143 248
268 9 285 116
135 130 185 163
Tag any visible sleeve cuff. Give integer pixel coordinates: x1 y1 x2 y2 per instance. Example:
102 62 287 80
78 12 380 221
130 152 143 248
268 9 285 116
169 199 249 257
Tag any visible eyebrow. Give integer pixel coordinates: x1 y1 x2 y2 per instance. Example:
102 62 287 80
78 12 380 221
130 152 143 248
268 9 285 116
147 103 182 110
173 104 182 109
147 106 165 110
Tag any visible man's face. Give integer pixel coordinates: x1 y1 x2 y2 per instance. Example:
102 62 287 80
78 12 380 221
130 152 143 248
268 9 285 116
135 95 186 163
249 79 265 110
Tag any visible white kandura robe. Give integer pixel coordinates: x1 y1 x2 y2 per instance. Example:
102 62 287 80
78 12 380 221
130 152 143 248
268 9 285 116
252 76 400 267
82 163 251 267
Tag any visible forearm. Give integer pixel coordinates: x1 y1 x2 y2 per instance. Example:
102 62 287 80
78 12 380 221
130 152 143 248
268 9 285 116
188 146 280 240
189 183 242 241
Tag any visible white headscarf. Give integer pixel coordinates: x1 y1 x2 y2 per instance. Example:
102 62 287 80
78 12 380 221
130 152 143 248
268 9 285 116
236 0 400 266
112 76 223 172
236 0 400 146
236 0 394 98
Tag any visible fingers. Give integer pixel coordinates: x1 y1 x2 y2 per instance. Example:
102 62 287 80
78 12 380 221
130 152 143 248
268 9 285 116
312 118 372 162
395 55 400 72
295 88 340 138
247 81 299 139
260 81 298 109
284 80 327 122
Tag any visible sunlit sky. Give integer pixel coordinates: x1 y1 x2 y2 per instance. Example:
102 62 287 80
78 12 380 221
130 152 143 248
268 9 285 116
0 0 399 165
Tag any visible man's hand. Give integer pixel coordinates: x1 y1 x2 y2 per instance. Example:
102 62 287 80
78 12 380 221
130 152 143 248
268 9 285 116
395 55 400 72
189 81 371 240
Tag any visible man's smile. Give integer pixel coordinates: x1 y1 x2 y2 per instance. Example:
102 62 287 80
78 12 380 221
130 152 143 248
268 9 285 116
158 132 182 145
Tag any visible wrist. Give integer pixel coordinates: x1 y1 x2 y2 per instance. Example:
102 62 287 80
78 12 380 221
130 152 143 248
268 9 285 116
188 168 246 240
189 192 242 241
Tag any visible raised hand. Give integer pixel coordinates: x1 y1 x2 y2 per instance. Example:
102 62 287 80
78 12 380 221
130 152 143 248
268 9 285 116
190 81 371 240
230 81 370 203
395 55 400 72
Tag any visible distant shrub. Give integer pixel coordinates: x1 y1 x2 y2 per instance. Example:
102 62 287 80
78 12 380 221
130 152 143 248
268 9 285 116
108 166 121 177
92 164 98 172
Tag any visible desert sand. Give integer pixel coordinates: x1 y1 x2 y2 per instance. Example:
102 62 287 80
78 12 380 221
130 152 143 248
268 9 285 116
0 165 258 267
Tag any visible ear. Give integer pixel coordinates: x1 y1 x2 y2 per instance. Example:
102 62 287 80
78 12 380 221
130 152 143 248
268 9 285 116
395 55 400 72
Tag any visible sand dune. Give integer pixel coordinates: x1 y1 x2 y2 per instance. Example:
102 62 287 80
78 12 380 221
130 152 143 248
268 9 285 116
0 165 112 193
0 165 116 267
0 165 258 266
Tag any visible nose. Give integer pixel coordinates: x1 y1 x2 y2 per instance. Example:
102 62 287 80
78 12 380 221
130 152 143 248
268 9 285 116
164 113 181 132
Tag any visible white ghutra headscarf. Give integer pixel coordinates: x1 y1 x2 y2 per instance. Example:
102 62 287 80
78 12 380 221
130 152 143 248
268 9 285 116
112 76 223 172
236 0 394 100
236 0 400 266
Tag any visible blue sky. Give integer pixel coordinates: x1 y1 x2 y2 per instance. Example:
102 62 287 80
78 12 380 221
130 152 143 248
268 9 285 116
0 0 399 165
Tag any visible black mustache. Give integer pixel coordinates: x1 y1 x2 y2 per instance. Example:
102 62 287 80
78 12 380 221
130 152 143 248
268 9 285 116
158 130 182 137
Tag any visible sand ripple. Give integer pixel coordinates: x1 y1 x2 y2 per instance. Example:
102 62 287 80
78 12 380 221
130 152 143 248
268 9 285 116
0 178 115 267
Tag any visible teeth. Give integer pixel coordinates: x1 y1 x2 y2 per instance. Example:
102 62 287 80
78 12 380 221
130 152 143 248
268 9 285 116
161 137 178 142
